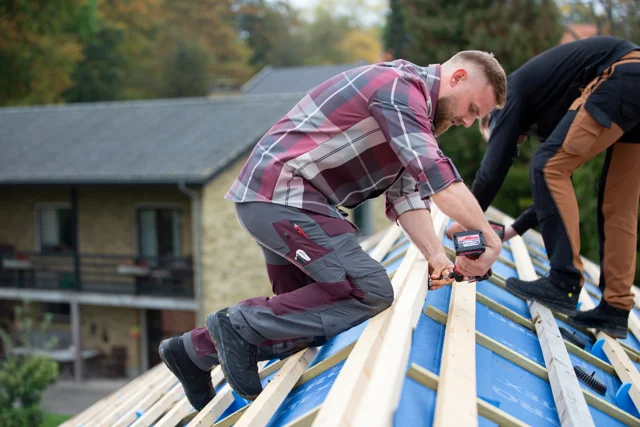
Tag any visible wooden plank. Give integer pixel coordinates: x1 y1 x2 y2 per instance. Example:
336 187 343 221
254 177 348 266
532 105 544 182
350 209 447 427
311 230 423 427
283 406 321 427
236 347 317 427
130 366 223 427
185 385 236 427
295 341 355 387
94 365 173 427
64 364 167 427
425 306 548 381
129 382 185 427
426 305 640 426
432 281 478 427
213 406 249 427
407 363 531 427
155 396 196 427
112 375 178 427
97 370 173 427
476 292 534 330
368 225 404 264
214 339 357 427
475 292 614 375
359 229 387 252
510 233 595 427
185 360 271 427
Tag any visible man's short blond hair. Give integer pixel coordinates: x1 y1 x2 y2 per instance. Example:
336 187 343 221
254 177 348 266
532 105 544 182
449 50 507 109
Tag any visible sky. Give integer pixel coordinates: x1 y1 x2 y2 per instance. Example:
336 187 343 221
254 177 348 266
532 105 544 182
288 0 388 27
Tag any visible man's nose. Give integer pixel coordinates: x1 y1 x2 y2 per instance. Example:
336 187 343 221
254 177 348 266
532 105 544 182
463 116 475 127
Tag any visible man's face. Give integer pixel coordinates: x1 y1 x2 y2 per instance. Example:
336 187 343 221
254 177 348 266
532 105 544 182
434 68 497 136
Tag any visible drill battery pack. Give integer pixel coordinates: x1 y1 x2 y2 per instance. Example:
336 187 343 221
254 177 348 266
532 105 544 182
452 230 486 260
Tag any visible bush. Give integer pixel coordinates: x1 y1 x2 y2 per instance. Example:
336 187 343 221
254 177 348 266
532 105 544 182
0 304 59 427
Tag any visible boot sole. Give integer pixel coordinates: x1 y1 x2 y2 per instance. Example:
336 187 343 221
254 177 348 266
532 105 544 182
505 283 577 316
206 313 260 401
158 340 214 411
565 317 628 339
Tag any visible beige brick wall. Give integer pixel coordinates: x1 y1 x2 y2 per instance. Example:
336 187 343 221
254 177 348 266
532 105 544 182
79 186 192 256
0 187 70 251
0 186 192 256
0 185 193 256
82 305 140 375
201 158 272 316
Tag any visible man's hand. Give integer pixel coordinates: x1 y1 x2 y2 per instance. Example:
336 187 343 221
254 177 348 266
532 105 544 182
503 225 517 242
446 221 465 239
428 252 455 290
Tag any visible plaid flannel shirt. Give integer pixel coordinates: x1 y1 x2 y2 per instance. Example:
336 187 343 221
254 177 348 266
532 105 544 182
225 60 462 222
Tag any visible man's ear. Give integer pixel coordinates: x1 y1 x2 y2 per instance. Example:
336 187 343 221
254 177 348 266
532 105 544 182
450 69 467 86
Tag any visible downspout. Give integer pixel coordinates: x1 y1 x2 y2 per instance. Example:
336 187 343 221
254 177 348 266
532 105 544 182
178 182 204 326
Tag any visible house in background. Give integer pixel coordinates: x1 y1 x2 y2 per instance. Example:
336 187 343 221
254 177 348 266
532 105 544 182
0 93 303 380
560 23 598 44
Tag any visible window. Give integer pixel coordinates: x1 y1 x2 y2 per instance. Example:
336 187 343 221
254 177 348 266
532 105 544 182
137 208 182 261
41 302 71 322
37 206 73 252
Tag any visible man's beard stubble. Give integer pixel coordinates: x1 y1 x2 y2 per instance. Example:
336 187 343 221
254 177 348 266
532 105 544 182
433 94 458 137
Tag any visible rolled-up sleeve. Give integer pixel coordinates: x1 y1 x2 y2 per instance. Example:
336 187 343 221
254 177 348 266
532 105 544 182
384 169 430 222
370 75 462 221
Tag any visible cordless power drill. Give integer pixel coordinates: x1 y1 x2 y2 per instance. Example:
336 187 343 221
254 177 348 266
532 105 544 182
429 230 493 288
488 220 506 241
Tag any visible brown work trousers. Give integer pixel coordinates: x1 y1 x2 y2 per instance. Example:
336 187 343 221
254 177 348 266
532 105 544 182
530 51 640 310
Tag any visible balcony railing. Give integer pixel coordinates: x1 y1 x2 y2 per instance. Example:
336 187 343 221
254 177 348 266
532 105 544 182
0 251 194 298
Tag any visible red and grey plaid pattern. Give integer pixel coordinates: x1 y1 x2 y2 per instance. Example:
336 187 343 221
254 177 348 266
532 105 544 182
225 60 462 222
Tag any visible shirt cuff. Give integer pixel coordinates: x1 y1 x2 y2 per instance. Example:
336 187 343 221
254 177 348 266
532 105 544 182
417 156 463 199
385 191 431 222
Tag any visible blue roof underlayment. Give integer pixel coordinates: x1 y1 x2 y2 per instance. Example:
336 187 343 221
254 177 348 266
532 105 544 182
208 228 638 426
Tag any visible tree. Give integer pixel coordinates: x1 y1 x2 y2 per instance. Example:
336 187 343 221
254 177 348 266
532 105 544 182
0 303 59 427
401 0 563 73
236 0 307 69
0 0 89 105
339 28 383 63
161 41 210 98
560 0 640 42
64 24 127 102
383 0 409 58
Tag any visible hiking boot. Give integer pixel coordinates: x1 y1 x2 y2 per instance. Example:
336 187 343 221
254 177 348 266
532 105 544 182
206 309 262 400
159 336 215 411
568 300 629 339
505 276 579 315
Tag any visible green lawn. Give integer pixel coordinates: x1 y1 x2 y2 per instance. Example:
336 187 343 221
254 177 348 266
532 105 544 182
43 412 71 427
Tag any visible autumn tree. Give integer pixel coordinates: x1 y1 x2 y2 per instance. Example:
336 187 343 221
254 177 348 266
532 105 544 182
0 0 91 105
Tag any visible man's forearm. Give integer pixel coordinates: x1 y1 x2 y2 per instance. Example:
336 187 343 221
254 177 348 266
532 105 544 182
431 182 501 248
396 208 446 260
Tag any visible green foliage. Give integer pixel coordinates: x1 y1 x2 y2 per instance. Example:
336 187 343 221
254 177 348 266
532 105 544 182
383 0 409 58
43 412 71 427
161 41 210 98
400 0 563 73
0 304 59 427
0 0 87 105
64 24 126 103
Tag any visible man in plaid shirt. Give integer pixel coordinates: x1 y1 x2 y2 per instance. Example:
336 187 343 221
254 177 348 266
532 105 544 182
160 51 507 408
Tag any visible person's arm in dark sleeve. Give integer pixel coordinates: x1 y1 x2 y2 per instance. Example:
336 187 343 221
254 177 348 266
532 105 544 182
512 204 538 236
471 95 525 211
